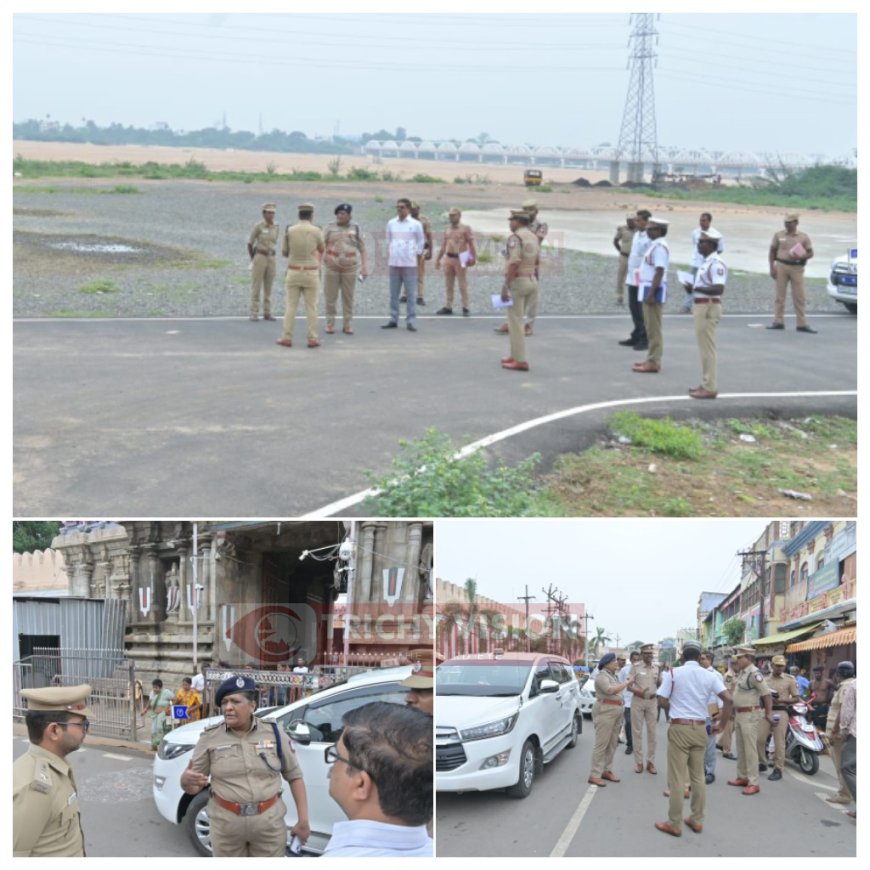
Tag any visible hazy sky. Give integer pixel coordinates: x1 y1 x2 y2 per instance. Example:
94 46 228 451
11 5 858 158
434 518 772 645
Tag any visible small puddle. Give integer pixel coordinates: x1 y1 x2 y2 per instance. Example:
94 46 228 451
49 242 142 254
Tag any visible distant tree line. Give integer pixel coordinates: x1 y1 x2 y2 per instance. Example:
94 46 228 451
13 119 358 155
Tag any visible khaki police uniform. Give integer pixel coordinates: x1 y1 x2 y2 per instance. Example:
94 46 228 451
757 671 798 771
415 211 433 300
630 656 661 768
13 683 93 857
248 210 280 318
190 717 303 857
13 744 86 857
614 222 635 302
769 222 813 328
439 218 475 311
732 662 772 786
590 669 624 778
523 215 548 327
281 208 324 345
719 667 737 753
692 248 727 393
322 221 365 333
505 225 540 365
827 676 856 802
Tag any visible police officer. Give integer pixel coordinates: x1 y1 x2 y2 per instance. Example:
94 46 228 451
619 208 652 350
767 213 816 333
613 214 636 305
180 674 311 857
13 684 93 857
719 659 738 759
322 203 368 335
727 647 774 795
683 228 727 399
633 216 670 374
276 203 324 349
247 203 280 321
407 201 432 306
629 643 661 774
826 660 856 805
401 649 445 716
588 653 636 786
500 209 540 372
495 199 548 336
758 654 800 781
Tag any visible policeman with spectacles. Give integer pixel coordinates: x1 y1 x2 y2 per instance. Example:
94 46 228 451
14 684 94 856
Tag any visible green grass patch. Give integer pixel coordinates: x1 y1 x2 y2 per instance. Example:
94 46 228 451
409 173 446 184
609 411 703 459
364 428 560 517
78 279 119 294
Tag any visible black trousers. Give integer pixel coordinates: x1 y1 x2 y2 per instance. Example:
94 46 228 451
624 708 633 749
627 285 647 343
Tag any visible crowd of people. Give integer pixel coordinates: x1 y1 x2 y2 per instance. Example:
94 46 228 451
248 197 818 390
13 649 437 858
584 642 856 838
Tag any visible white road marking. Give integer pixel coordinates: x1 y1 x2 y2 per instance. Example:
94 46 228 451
303 389 857 517
102 753 133 761
549 784 599 858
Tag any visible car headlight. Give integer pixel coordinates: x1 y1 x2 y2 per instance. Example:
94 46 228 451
459 713 519 742
158 741 195 760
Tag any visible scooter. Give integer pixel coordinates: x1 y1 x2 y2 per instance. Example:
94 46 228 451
765 693 824 775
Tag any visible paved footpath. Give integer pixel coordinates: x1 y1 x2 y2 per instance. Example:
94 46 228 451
14 312 856 516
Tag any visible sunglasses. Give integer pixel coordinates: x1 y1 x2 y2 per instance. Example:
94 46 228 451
53 718 90 731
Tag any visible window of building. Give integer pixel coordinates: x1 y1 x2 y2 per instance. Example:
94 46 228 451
800 562 809 585
774 564 787 594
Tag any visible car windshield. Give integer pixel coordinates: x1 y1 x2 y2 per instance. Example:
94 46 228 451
437 663 531 697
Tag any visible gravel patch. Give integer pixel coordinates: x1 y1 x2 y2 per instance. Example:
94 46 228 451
13 179 846 319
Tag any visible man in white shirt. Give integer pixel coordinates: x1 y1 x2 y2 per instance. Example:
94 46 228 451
680 213 724 312
655 641 732 838
383 198 425 332
632 216 669 374
619 209 651 350
324 701 433 857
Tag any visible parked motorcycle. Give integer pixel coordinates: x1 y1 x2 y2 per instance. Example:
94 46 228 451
765 692 824 775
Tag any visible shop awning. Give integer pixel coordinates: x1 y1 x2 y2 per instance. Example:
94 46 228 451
787 626 857 652
753 623 822 646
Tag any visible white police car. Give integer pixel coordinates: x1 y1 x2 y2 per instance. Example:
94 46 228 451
436 651 582 799
152 665 413 855
827 248 857 313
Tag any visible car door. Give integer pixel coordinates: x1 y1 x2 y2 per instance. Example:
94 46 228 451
276 680 409 853
528 663 563 755
548 661 579 740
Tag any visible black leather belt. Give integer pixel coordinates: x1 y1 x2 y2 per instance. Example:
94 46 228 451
446 252 460 258
776 258 806 266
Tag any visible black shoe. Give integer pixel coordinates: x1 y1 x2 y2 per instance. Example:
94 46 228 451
633 342 649 351
766 323 784 330
705 773 715 784
436 307 453 315
767 768 782 781
462 308 471 317
416 297 425 305
399 296 407 303
624 746 633 755
406 323 417 332
618 337 637 347
796 325 818 334
381 321 398 329
758 763 768 772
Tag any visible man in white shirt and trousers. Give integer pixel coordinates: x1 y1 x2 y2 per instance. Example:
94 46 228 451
655 640 732 837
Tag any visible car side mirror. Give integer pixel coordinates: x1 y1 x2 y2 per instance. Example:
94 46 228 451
540 679 560 694
286 719 311 745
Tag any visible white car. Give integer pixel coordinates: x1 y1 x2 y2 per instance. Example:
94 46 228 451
152 665 413 855
435 651 582 799
827 249 857 313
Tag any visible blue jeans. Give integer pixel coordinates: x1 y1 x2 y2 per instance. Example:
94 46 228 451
389 266 417 324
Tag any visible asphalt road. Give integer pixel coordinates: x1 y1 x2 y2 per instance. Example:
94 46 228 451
12 734 193 857
435 718 856 857
14 311 856 516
